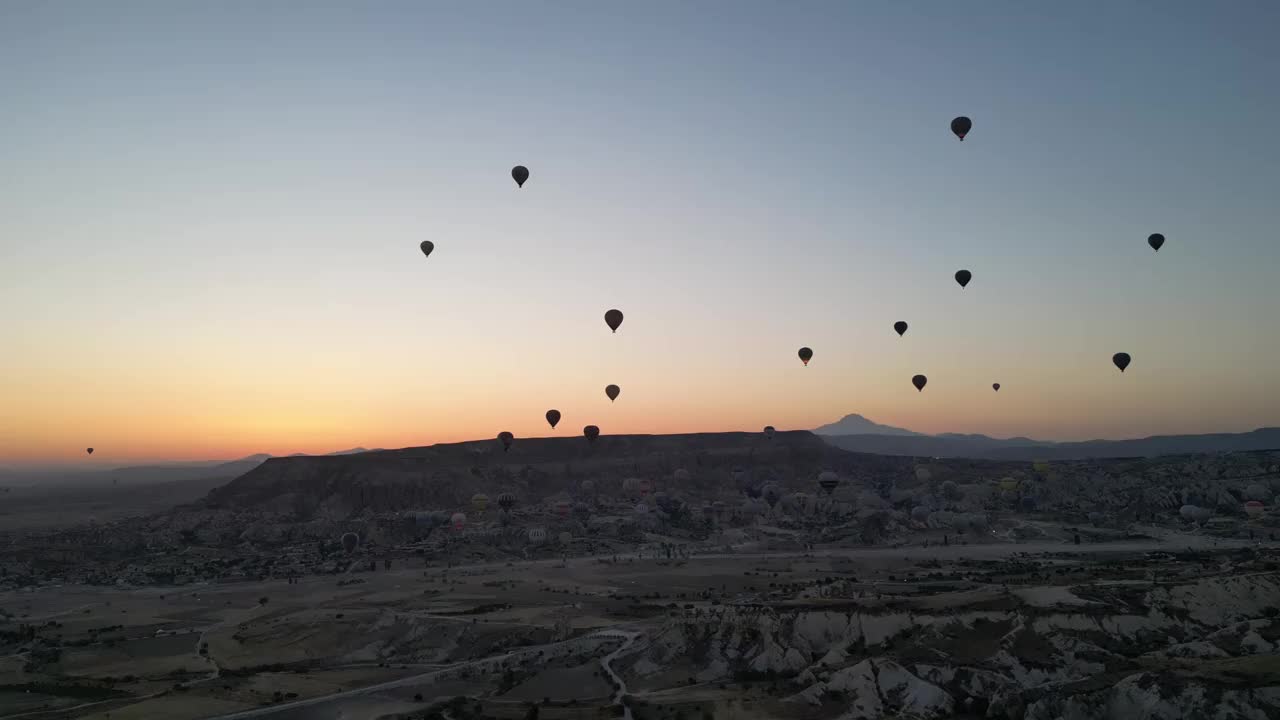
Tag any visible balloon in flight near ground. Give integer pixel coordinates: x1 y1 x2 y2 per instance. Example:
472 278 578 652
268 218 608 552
1148 233 1165 252
605 384 620 402
498 431 514 452
912 374 928 392
951 116 972 140
86 448 94 455
498 492 516 511
511 165 529 188
583 425 600 444
993 383 1001 392
604 309 624 333
1113 353 1132 372
341 532 359 553
955 270 972 288
763 426 775 440
419 240 434 259
798 347 813 366
894 321 908 337
545 409 560 429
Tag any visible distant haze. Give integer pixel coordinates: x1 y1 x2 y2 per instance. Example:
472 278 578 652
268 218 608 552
2 2 1278 466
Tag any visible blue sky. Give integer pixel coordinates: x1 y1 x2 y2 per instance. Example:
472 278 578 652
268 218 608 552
2 1 1278 464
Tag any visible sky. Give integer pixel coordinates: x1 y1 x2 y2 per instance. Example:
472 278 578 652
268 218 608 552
2 1 1279 468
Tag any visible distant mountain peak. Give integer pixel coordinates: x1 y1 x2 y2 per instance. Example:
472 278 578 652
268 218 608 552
812 414 921 437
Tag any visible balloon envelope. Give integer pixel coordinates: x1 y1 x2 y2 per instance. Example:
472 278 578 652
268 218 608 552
951 116 972 140
1148 233 1165 252
604 309 624 333
86 448 94 455
798 347 813 366
763 426 775 439
1113 353 1131 372
894 321 908 337
511 165 529 187
605 384 620 402
583 425 600 444
498 431 514 451
955 270 972 288
545 409 561 429
419 240 434 258
912 374 928 392
341 532 358 553
993 383 1001 392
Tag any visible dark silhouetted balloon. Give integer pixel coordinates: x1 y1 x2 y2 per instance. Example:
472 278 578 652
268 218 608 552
341 532 358 553
511 165 529 188
498 431 514 452
1113 352 1131 372
763 426 775 440
498 492 516 511
584 425 600 444
419 240 434 259
955 270 972 288
951 116 972 140
86 448 94 455
545 409 561 429
912 374 928 392
1148 233 1165 252
604 309 624 333
798 347 813 366
894 321 908 337
605 384 620 402
993 383 1001 392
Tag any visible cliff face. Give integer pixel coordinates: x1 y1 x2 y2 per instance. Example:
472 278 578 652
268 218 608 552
201 431 961 520
624 573 1280 719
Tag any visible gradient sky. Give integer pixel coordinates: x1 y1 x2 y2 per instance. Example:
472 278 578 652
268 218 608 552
3 1 1279 467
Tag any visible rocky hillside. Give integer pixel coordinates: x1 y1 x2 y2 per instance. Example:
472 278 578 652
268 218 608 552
622 565 1280 719
201 432 956 520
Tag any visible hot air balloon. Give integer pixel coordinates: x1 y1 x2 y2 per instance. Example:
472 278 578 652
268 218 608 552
1148 233 1165 252
912 374 928 392
623 478 640 496
634 503 650 515
955 270 972 288
702 503 716 520
1032 461 1050 475
798 347 813 366
998 477 1020 492
419 240 434 259
605 384 620 402
941 480 962 500
894 321 908 337
1245 484 1268 502
911 505 931 523
511 165 529 188
762 483 781 508
528 527 547 545
341 532 359 553
498 431 514 452
86 448 94 455
1087 512 1104 526
498 492 516 511
604 309 624 333
558 531 572 546
673 468 691 483
1245 501 1264 517
472 494 490 513
1113 353 1131 372
451 512 467 531
763 426 775 439
637 478 652 497
546 409 561 429
950 116 972 140
818 471 840 496
992 383 1001 392
573 502 591 522
554 500 571 518
915 466 932 482
580 479 596 496
584 425 600 444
